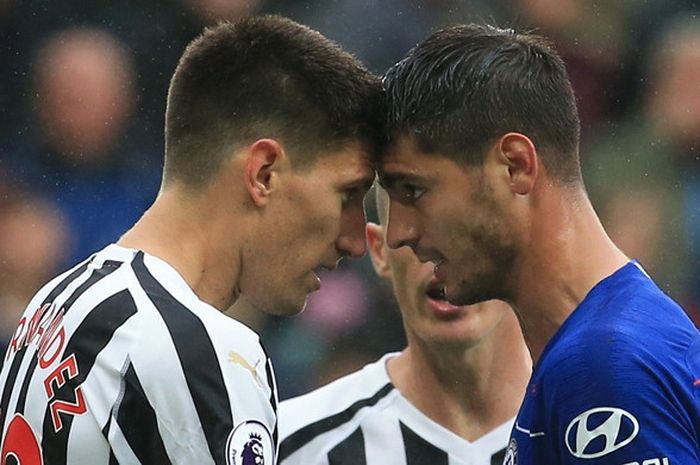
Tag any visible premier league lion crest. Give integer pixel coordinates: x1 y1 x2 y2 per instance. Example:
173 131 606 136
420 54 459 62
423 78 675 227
226 420 274 465
241 432 265 465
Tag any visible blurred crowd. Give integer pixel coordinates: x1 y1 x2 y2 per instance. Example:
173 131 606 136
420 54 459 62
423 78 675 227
1 0 699 399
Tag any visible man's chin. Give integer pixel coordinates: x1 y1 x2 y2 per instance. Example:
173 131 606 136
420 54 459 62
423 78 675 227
246 294 308 318
278 294 310 317
445 286 491 307
420 328 484 350
294 295 312 315
444 287 472 306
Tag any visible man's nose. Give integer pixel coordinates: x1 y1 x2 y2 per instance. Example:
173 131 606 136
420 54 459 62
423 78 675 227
385 200 419 251
336 204 368 258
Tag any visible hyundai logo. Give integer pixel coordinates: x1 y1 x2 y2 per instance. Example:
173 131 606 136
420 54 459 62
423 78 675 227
565 407 639 459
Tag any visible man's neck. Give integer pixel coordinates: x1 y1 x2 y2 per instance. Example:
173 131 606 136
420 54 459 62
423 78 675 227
118 188 244 311
510 190 629 362
386 317 531 442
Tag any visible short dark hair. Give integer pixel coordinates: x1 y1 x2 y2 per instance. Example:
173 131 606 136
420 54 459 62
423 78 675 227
164 15 383 188
383 24 582 184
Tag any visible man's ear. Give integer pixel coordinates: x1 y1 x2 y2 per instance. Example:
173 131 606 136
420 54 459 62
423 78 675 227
244 139 286 207
366 222 392 279
496 132 539 195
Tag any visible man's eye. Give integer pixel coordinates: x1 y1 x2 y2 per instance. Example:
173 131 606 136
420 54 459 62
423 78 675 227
411 186 425 200
402 184 425 201
341 188 359 204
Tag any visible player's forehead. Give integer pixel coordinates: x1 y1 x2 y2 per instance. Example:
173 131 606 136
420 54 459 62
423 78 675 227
377 135 435 186
314 140 375 186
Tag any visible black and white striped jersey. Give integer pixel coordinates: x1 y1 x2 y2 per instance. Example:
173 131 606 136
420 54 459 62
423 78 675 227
0 244 278 465
278 353 512 465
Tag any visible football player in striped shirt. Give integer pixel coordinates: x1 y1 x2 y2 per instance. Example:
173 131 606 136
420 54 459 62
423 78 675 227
278 185 532 465
378 24 700 464
0 16 383 465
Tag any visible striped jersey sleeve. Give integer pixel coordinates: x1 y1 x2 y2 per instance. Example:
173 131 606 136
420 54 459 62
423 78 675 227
0 244 278 465
278 354 513 465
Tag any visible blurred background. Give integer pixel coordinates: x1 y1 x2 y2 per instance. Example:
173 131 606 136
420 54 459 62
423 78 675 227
1 0 699 399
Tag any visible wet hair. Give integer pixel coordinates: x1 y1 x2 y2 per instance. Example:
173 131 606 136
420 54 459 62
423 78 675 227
163 15 384 188
383 24 582 184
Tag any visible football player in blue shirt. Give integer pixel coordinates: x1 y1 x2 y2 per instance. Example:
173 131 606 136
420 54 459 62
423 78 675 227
378 24 700 464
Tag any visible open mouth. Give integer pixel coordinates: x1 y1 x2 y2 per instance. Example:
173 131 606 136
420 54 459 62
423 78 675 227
426 283 447 301
425 281 462 314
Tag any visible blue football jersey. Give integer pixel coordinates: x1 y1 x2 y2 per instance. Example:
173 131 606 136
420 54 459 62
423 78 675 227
506 261 700 465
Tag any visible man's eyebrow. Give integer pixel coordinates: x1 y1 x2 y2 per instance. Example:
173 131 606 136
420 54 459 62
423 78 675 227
344 173 376 192
377 172 420 189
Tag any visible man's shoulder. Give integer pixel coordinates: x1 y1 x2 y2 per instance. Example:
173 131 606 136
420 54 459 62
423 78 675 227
279 354 396 443
546 267 697 372
541 315 695 385
535 269 700 407
127 249 264 350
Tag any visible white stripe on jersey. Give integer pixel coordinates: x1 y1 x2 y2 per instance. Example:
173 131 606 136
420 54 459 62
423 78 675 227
279 353 513 465
0 244 277 465
361 407 407 465
108 420 142 464
66 398 111 465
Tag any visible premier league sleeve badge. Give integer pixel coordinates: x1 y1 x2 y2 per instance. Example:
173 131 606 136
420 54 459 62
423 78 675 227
226 420 274 465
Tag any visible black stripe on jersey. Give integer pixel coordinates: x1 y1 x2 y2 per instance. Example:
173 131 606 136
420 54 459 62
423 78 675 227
328 427 366 465
101 409 121 465
16 262 119 416
400 422 448 465
278 382 394 461
102 415 116 465
491 447 506 465
132 252 234 465
0 262 90 436
112 362 173 464
261 345 279 449
41 288 137 465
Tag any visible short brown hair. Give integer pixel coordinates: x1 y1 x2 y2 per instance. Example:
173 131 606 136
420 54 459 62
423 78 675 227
164 15 384 188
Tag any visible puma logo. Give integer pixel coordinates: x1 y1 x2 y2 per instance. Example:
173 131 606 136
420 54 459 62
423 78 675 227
228 352 263 387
